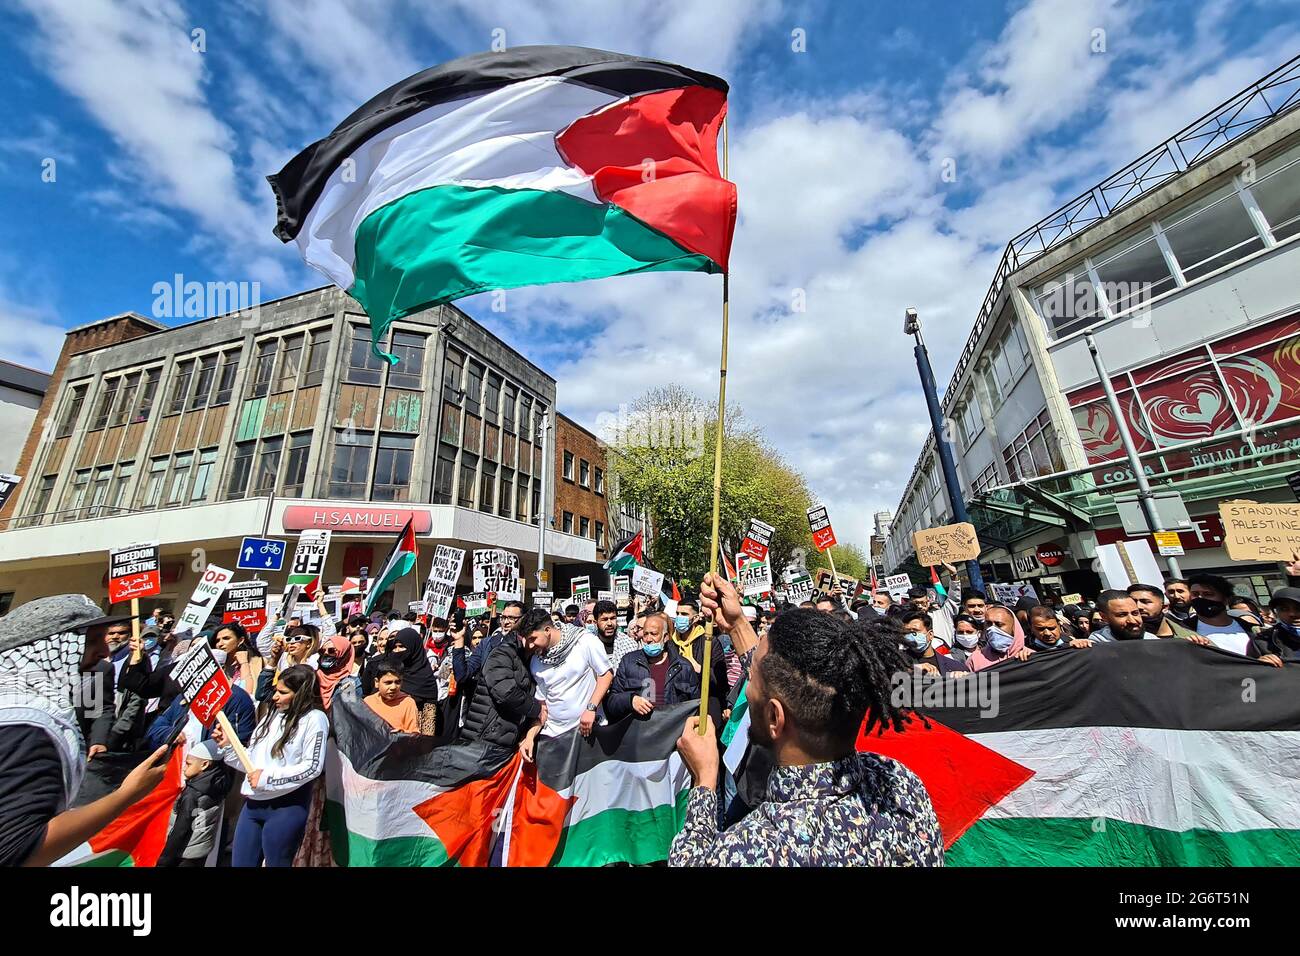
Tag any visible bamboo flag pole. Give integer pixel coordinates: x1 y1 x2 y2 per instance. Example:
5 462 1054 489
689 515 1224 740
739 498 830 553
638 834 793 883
698 117 730 736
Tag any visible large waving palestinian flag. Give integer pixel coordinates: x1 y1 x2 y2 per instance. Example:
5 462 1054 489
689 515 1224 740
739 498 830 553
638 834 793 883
861 640 1300 865
326 696 693 866
270 46 736 361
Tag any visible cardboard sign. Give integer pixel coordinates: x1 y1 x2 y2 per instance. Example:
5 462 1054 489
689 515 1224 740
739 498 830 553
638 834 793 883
815 568 859 597
473 549 521 602
221 580 268 632
912 522 981 566
288 530 331 586
533 590 554 608
173 640 232 728
1219 500 1300 562
631 565 665 597
108 541 162 604
0 473 20 512
807 505 837 552
1058 592 1084 607
422 545 465 620
883 573 913 601
179 564 234 635
571 576 591 604
990 581 1043 606
737 555 773 597
785 574 816 605
740 518 776 563
463 591 490 618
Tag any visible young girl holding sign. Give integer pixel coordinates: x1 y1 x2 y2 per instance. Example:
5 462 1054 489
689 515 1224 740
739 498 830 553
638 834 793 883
213 664 328 867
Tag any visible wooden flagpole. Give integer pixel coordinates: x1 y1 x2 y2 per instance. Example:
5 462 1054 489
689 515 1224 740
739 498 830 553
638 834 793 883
698 117 729 735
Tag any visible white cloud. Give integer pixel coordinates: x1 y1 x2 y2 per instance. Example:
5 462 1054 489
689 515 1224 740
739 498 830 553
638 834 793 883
0 296 66 373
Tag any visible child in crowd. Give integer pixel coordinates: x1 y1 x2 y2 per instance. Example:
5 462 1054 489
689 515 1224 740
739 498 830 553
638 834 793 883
364 660 420 733
157 738 232 867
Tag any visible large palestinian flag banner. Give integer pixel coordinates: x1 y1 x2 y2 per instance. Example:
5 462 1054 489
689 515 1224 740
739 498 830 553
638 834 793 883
325 696 693 866
861 640 1300 866
270 46 737 361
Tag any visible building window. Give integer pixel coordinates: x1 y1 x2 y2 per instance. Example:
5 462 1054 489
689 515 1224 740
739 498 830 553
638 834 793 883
499 468 513 518
1161 183 1264 283
275 335 304 392
580 516 590 538
562 511 573 534
440 401 461 445
1031 272 1104 340
329 430 372 499
187 355 217 411
227 441 255 500
373 434 414 501
191 448 217 502
458 454 478 508
1090 228 1175 315
502 383 517 433
434 443 457 504
1002 410 1065 481
484 372 501 421
282 431 312 497
110 372 141 427
463 361 484 416
532 478 541 525
519 393 534 438
61 470 90 521
212 350 241 406
139 457 168 509
166 360 195 415
346 326 385 386
517 439 532 476
595 468 604 495
302 329 331 388
595 520 604 549
56 385 87 438
442 348 465 403
579 459 590 488
165 452 194 505
479 462 496 513
516 480 528 522
131 367 161 424
243 341 272 400
388 332 426 390
463 414 481 456
253 437 282 496
22 475 57 525
86 465 113 517
107 462 135 512
972 462 999 495
90 378 120 430
483 423 499 463
1250 147 1300 242
563 451 574 481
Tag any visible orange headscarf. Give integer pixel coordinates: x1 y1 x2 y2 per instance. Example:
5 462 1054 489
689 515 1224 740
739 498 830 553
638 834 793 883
315 635 354 709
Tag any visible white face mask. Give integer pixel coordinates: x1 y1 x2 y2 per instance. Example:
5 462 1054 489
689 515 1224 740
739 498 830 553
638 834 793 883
954 631 980 650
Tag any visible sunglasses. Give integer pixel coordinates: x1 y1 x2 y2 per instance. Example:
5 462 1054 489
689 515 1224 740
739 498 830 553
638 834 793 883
286 635 311 645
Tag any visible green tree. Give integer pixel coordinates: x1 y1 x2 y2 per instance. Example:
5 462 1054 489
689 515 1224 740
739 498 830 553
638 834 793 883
810 543 870 581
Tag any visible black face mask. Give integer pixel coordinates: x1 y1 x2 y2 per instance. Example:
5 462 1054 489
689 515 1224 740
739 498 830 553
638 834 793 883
1191 598 1226 619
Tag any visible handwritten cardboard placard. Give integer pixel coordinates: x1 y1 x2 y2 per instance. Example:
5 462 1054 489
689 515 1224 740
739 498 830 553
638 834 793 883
1219 500 1300 562
913 522 981 566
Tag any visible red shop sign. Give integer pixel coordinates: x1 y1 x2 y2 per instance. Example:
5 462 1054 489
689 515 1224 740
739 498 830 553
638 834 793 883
282 506 432 534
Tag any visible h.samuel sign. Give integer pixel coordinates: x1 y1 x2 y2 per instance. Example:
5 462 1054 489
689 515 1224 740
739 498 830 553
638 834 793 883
283 506 432 534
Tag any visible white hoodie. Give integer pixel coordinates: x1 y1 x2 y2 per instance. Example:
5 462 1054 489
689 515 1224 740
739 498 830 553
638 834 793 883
222 708 329 800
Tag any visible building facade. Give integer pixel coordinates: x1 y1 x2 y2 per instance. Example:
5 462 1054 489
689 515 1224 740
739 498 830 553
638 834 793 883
884 55 1300 606
0 287 596 613
0 360 51 475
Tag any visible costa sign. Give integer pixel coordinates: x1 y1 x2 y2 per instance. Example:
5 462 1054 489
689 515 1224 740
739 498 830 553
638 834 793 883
1036 545 1067 567
283 506 432 534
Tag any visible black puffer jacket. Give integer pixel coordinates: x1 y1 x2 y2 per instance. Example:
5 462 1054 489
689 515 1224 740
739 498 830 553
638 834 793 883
458 635 541 749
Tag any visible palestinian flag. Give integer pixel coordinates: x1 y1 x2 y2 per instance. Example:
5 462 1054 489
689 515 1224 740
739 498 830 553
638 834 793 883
54 749 185 867
327 697 693 866
364 516 418 615
929 565 946 602
860 640 1300 865
270 46 736 362
603 529 644 574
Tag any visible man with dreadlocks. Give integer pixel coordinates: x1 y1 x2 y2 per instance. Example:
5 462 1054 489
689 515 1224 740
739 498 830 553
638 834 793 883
668 575 943 866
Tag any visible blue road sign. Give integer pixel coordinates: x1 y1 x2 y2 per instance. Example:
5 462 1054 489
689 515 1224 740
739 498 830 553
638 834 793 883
238 536 286 572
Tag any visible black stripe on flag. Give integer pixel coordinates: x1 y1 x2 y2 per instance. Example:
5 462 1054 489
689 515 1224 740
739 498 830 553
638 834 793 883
269 45 729 243
533 700 697 793
917 639 1300 735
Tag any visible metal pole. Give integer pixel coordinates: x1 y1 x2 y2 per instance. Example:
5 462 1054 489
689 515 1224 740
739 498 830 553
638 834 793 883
1084 331 1182 578
912 331 986 594
536 409 550 591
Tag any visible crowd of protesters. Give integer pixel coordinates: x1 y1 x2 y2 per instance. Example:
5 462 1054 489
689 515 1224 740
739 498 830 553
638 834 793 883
3 558 1300 869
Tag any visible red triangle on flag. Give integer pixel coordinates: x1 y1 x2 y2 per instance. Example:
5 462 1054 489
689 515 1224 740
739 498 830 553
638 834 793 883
413 753 523 867
87 746 185 865
507 762 576 867
857 718 1033 848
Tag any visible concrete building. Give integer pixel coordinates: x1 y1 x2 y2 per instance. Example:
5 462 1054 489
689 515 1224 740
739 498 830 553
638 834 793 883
0 286 597 614
0 360 51 475
883 55 1300 606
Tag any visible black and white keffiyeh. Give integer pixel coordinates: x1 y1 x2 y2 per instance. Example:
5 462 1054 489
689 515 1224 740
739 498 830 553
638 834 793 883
537 622 585 669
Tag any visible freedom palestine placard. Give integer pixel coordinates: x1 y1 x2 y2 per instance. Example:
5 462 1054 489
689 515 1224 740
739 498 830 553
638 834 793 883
740 518 776 563
221 580 269 632
108 542 162 604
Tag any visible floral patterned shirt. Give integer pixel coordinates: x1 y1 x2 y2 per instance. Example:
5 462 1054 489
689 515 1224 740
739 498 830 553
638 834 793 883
668 752 944 867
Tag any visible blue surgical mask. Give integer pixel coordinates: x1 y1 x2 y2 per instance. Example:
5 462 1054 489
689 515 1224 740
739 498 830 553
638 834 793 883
143 636 159 652
903 631 929 654
674 616 690 634
585 622 598 634
642 642 664 658
954 631 980 650
1027 636 1059 651
986 626 1014 654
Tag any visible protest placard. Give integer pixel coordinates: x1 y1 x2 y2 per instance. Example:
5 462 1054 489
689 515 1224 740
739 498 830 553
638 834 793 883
883 573 913 601
108 542 161 604
989 581 1043 606
740 518 776 563
571 576 591 604
533 590 554 608
785 574 816 605
173 640 252 772
179 564 234 635
423 545 465 619
632 565 665 597
1219 500 1300 561
807 505 837 552
463 591 490 618
912 522 981 566
737 555 773 597
221 580 268 632
473 548 521 602
814 568 860 597
287 530 331 586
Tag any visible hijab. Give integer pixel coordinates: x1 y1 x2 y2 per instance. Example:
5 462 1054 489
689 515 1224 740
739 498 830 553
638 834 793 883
966 612 1027 672
315 636 354 709
384 627 439 700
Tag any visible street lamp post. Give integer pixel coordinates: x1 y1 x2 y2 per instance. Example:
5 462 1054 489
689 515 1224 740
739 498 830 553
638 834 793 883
905 308 986 594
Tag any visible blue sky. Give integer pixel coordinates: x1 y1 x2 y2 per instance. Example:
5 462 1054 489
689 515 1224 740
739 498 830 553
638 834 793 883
2 0 1298 548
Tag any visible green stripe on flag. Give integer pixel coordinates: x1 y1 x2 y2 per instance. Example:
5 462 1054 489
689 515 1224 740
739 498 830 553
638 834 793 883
549 790 690 867
325 800 452 867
